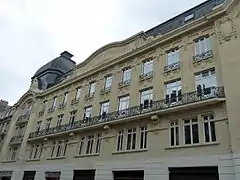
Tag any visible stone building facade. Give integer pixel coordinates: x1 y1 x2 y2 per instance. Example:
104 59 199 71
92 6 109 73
0 0 240 179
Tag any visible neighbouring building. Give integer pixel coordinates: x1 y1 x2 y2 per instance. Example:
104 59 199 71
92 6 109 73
0 0 240 179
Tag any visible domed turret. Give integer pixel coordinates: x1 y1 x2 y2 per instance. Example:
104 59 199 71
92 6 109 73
32 51 76 90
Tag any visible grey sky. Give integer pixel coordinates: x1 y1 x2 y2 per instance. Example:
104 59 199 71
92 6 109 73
0 0 205 105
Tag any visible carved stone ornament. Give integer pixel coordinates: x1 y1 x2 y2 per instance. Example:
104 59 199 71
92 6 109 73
216 15 237 44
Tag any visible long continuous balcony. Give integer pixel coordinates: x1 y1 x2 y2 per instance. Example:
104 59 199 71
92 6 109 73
29 87 225 140
10 135 23 145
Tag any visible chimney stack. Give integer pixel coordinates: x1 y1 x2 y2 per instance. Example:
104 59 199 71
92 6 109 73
60 51 74 59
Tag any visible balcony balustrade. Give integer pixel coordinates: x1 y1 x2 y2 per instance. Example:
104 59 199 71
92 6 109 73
164 61 180 72
193 50 213 62
10 135 23 145
29 87 225 140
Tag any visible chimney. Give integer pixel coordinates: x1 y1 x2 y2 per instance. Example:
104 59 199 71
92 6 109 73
60 51 74 59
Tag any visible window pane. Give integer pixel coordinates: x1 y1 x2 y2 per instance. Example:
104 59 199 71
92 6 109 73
170 128 175 146
184 125 191 144
132 133 136 150
210 121 216 142
204 122 210 142
192 124 199 144
176 127 179 145
126 134 131 150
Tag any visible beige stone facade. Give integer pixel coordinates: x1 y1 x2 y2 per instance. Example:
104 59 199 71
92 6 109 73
1 0 240 179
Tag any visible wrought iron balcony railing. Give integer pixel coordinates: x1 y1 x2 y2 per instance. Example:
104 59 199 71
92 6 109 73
193 50 213 62
139 71 153 81
29 87 225 139
164 61 180 72
10 135 23 144
119 80 131 88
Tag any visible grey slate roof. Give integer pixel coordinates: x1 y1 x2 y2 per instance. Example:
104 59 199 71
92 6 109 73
145 0 225 36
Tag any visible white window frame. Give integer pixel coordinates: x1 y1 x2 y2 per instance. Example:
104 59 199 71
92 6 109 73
57 114 63 127
164 80 182 104
183 117 199 145
100 101 109 117
203 114 216 143
126 128 136 150
122 68 131 82
142 59 153 75
166 48 179 65
84 106 92 120
62 92 68 105
86 135 94 154
78 137 85 155
56 141 63 157
194 36 211 55
89 82 95 95
118 95 130 111
140 126 147 149
52 97 57 108
45 118 52 130
69 111 76 125
195 68 217 92
104 76 112 89
95 134 101 153
169 120 179 147
116 130 124 152
75 88 81 100
140 88 153 108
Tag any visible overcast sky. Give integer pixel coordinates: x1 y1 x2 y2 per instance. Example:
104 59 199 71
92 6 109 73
0 0 205 105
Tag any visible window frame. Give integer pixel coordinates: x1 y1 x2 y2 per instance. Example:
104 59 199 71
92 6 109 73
126 128 136 151
104 75 112 89
122 68 131 82
169 120 179 147
203 114 216 143
140 126 147 149
116 130 124 152
118 95 130 111
89 82 95 95
142 59 153 75
166 48 179 66
183 117 199 145
194 36 211 55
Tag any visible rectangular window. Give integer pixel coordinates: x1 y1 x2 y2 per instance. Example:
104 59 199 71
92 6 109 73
45 118 52 130
203 115 216 143
78 137 85 155
104 76 112 89
56 141 62 157
118 95 129 111
184 117 199 145
122 68 131 82
36 121 42 132
69 111 76 125
166 48 179 65
62 92 68 105
52 97 57 108
33 145 39 159
62 140 68 156
11 148 18 161
99 101 109 119
95 134 101 153
89 82 95 95
84 106 92 120
51 142 55 158
195 68 217 96
170 121 179 146
86 135 94 154
140 126 147 149
126 128 136 150
142 59 153 75
29 145 34 160
57 114 63 127
116 130 124 151
140 88 153 109
42 100 47 111
194 36 211 55
165 80 181 104
75 88 81 100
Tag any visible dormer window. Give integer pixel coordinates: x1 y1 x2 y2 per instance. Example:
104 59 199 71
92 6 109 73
184 13 195 22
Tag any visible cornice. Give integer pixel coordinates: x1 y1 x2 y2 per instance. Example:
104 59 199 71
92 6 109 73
37 2 228 97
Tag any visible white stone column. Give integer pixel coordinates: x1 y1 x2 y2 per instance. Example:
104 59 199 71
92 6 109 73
11 170 24 180
144 162 168 180
95 164 112 180
34 171 46 180
60 166 73 180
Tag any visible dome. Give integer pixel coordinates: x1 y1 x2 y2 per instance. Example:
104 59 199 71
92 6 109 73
32 51 76 90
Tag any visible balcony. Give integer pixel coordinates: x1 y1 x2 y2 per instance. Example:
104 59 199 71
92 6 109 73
85 93 94 100
100 87 111 95
193 50 213 62
16 114 30 125
139 71 153 81
71 98 80 105
58 103 66 110
10 135 23 145
28 87 225 140
119 80 130 88
164 61 180 72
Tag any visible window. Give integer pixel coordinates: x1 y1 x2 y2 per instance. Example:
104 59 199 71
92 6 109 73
42 100 47 111
69 111 76 125
122 68 131 82
63 140 68 156
62 92 68 105
57 114 63 127
95 134 101 153
140 126 147 149
166 48 179 65
116 130 124 152
10 147 18 161
89 82 95 95
118 95 129 111
194 36 211 55
56 141 62 157
86 135 94 154
142 59 153 75
165 80 181 104
184 13 194 22
140 88 153 109
126 128 136 150
75 88 81 100
51 143 56 158
99 101 109 119
36 121 42 132
184 117 199 145
84 106 92 121
170 121 179 146
33 145 39 159
52 97 57 108
195 68 217 96
203 115 216 143
104 76 112 90
54 140 68 157
78 137 85 155
45 118 52 130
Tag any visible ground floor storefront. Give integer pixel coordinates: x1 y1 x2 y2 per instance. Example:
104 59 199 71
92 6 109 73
0 153 239 180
